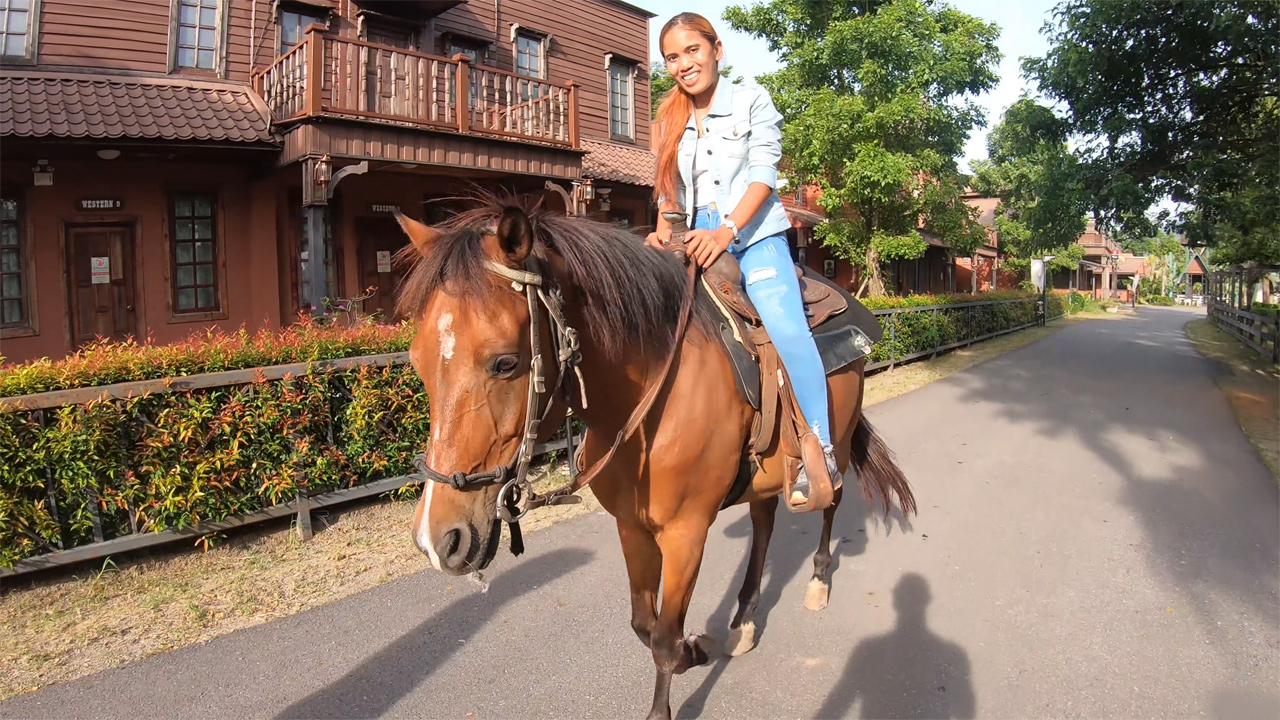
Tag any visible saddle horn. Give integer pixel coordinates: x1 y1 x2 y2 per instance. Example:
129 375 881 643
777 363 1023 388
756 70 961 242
662 210 690 259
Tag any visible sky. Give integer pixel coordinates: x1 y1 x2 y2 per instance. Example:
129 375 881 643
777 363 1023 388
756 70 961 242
642 0 1060 173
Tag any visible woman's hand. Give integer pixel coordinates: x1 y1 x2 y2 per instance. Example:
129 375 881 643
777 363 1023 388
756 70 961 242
685 226 734 268
644 227 672 250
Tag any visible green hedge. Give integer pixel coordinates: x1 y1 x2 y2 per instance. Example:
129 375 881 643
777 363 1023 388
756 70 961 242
1 323 427 568
0 292 1064 567
864 291 1064 365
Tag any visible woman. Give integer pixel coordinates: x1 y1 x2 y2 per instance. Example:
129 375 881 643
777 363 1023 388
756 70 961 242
645 12 838 507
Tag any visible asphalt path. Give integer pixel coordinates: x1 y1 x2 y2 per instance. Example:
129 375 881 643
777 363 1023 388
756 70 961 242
3 307 1277 719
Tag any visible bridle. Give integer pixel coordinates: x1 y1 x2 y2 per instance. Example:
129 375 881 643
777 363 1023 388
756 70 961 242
414 229 699 556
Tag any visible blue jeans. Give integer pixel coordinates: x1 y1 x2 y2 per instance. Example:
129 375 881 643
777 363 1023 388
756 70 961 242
695 207 832 447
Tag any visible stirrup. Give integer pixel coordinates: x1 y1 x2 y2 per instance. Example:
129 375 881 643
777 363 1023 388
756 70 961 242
787 436 838 513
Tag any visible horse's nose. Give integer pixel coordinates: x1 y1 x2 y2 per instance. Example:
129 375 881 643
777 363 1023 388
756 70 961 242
434 523 473 574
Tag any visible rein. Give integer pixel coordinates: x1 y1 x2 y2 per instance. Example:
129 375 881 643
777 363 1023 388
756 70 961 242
415 221 699 556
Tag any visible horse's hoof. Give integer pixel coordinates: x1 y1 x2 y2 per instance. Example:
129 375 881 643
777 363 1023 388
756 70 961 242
804 578 830 611
725 621 757 656
687 633 716 667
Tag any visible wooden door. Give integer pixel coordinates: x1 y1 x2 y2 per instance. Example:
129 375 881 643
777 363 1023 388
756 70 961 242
356 217 409 322
67 225 136 345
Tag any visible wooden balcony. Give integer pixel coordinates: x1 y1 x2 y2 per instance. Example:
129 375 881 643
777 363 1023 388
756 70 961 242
253 30 579 150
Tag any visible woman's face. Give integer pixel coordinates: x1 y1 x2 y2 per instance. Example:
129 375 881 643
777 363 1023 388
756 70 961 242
662 25 722 98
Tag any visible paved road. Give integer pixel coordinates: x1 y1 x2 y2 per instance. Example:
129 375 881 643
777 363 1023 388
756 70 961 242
4 308 1277 719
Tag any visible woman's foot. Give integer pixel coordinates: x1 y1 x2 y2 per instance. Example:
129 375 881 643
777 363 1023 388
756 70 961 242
790 445 839 505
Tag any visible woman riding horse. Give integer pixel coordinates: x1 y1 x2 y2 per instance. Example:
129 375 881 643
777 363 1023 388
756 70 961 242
394 13 914 719
646 12 838 508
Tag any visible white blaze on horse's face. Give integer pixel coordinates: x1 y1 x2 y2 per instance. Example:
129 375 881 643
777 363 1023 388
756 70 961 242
437 311 456 362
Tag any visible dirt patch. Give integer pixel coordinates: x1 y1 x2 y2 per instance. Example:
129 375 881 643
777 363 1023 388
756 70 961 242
1 314 1098 699
0 465 598 700
1184 318 1280 481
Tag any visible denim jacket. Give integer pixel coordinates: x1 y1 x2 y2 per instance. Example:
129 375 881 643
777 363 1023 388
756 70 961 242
672 81 792 251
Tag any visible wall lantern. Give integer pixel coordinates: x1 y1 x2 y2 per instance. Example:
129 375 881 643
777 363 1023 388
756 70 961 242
97 149 122 160
33 159 54 186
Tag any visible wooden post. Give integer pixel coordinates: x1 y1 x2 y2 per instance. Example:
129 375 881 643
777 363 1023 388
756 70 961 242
888 317 897 372
295 489 313 541
86 489 105 544
1272 314 1279 364
455 55 471 135
566 80 579 149
304 30 324 116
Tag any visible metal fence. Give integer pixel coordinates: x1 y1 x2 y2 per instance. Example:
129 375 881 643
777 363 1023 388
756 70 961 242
1 296 1062 579
0 353 577 580
866 295 1064 372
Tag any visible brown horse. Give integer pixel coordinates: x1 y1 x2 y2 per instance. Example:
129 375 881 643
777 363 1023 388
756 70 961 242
394 197 915 720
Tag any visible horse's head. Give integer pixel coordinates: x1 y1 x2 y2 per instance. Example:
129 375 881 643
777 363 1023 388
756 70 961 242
395 204 545 575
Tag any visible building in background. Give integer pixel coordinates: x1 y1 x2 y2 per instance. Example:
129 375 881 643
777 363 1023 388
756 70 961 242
0 0 656 364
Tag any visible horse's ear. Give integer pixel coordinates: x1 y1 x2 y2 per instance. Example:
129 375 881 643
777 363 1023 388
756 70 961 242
497 206 534 263
394 211 440 255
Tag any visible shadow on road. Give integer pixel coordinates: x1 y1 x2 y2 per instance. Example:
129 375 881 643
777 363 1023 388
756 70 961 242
815 573 974 720
677 492 872 719
275 548 593 720
949 310 1279 636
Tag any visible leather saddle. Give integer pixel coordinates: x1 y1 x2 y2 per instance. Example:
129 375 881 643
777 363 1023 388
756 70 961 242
661 212 883 513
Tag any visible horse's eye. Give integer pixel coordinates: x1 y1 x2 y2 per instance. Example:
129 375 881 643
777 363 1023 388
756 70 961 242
490 354 520 377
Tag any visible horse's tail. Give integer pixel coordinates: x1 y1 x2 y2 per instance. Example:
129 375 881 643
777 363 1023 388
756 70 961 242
850 418 916 517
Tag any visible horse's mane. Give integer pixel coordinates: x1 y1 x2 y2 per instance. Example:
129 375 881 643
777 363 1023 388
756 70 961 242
396 195 713 360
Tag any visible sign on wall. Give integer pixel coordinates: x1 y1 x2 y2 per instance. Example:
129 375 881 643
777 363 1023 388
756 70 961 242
371 204 400 214
90 257 111 284
823 259 837 279
376 251 392 273
80 199 124 211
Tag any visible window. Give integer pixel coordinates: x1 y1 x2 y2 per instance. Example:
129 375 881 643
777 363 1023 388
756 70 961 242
0 0 37 61
446 42 477 62
173 0 220 71
515 32 543 78
608 61 634 141
171 194 220 313
279 9 323 54
1 194 27 327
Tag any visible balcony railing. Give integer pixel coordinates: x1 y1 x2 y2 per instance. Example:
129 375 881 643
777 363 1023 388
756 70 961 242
254 30 579 149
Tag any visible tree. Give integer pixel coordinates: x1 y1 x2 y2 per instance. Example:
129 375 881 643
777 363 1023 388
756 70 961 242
650 63 743 118
970 98 1090 274
1024 0 1279 262
725 0 1000 295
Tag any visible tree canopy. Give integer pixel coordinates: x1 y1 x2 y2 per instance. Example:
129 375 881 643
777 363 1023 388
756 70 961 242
1024 0 1279 265
969 98 1089 269
725 0 1000 295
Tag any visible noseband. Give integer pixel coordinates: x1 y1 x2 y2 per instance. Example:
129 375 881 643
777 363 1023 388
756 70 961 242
415 234 700 557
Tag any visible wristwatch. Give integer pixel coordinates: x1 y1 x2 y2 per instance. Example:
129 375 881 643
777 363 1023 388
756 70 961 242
721 217 739 241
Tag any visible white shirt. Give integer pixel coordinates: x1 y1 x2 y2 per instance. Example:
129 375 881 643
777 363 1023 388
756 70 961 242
692 131 717 209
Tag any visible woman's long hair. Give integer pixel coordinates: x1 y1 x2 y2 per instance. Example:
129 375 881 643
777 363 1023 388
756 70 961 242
653 13 720 204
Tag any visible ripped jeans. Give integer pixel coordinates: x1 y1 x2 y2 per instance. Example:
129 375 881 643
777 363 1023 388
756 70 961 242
695 206 832 447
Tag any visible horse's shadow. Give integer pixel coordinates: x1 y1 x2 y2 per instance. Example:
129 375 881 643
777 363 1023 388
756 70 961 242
677 492 873 718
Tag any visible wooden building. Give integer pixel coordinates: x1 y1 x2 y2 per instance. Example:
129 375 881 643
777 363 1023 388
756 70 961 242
0 0 656 364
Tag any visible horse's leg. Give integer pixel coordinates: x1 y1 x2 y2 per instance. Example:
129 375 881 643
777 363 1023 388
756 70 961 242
617 520 662 648
646 520 714 720
804 485 844 611
726 495 778 656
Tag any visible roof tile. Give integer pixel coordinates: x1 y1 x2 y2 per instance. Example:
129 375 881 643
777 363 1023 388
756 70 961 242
0 71 273 144
581 138 654 187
